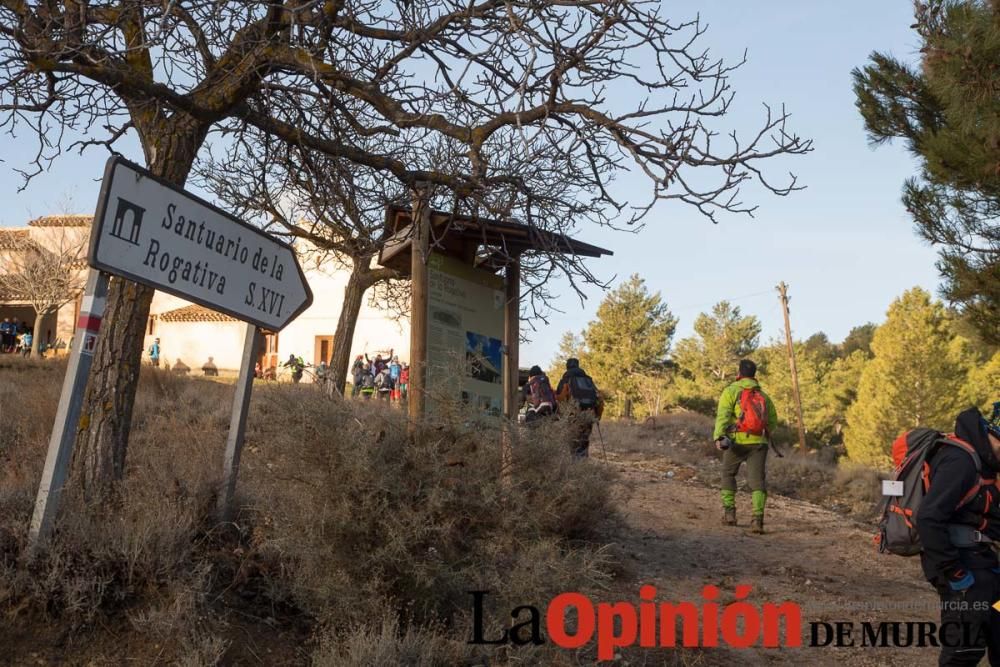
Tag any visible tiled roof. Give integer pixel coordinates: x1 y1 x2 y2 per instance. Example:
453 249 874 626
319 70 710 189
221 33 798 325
0 229 30 250
0 286 26 300
157 304 238 323
28 214 93 228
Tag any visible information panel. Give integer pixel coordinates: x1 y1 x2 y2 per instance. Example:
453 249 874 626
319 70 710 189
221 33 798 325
426 252 505 415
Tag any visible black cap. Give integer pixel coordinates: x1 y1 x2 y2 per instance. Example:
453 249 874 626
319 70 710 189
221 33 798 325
529 365 543 376
566 358 580 370
738 359 757 378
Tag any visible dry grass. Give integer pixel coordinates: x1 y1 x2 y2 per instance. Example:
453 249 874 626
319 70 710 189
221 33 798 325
0 356 619 664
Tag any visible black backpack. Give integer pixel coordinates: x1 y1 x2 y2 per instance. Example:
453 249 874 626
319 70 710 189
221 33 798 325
877 428 983 556
568 375 599 409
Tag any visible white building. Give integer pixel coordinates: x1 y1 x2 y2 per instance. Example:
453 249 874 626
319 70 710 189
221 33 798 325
0 215 409 378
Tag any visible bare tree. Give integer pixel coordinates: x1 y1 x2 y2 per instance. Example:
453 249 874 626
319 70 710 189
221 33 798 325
198 136 406 394
0 231 85 356
0 1 811 491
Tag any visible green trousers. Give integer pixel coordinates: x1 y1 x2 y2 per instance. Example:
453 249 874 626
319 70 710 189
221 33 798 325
720 443 768 516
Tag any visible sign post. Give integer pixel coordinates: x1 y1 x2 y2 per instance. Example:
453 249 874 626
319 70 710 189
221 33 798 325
407 184 431 431
501 254 521 475
218 323 260 522
28 268 109 551
28 156 312 549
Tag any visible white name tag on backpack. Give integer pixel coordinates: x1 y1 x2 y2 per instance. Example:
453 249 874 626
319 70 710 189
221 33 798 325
882 480 904 497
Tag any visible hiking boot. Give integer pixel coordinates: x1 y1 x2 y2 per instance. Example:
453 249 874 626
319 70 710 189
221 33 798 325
722 507 737 526
751 515 764 534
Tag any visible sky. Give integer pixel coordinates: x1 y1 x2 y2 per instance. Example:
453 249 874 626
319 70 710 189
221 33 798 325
520 0 941 366
0 1 941 367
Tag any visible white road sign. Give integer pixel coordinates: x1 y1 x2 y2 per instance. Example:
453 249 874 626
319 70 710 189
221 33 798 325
89 157 312 330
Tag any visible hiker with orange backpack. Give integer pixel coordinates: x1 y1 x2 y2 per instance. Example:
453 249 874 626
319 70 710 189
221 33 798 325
888 405 1000 666
713 359 777 534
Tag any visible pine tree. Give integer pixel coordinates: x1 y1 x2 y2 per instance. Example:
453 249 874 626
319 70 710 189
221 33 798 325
578 275 677 417
549 331 584 378
844 288 967 467
758 341 831 445
965 350 1000 414
818 351 870 446
671 302 762 412
804 332 839 365
840 323 877 358
853 1 1000 344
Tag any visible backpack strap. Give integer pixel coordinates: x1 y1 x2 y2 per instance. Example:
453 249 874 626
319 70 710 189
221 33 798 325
939 435 984 509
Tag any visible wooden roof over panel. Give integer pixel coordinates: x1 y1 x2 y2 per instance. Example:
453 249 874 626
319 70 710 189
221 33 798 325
377 205 612 275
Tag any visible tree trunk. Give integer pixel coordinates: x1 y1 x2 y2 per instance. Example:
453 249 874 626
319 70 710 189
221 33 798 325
328 258 373 395
29 310 46 357
72 115 206 493
327 259 398 396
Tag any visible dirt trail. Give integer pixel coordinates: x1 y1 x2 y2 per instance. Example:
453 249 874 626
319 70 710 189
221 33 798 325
607 454 942 666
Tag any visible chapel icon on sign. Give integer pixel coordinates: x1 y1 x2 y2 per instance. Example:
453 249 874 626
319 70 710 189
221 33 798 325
109 197 146 246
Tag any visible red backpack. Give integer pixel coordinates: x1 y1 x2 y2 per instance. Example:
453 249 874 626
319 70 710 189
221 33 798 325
877 428 988 556
735 387 769 436
527 375 556 409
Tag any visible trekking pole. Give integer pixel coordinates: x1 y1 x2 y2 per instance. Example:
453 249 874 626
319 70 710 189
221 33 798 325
767 433 785 458
596 421 608 462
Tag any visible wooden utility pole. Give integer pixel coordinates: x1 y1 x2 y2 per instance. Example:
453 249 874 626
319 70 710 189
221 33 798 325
408 183 431 429
776 282 807 450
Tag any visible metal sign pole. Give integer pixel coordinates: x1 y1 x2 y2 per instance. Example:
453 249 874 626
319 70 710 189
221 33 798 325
28 269 110 552
217 323 259 522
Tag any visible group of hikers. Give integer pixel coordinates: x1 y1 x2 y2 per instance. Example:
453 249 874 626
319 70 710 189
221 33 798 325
350 350 409 400
0 317 37 356
715 357 1000 665
518 358 605 457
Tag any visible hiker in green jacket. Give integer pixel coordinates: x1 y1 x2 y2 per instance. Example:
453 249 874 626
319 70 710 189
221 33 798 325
713 359 778 534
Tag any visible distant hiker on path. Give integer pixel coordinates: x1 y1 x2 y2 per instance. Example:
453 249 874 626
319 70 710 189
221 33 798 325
556 358 603 457
351 355 366 397
522 365 556 424
374 366 392 401
398 363 409 401
389 356 402 400
283 354 305 384
367 349 392 376
149 338 160 367
915 405 1000 666
0 318 13 352
714 359 777 534
359 362 375 399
